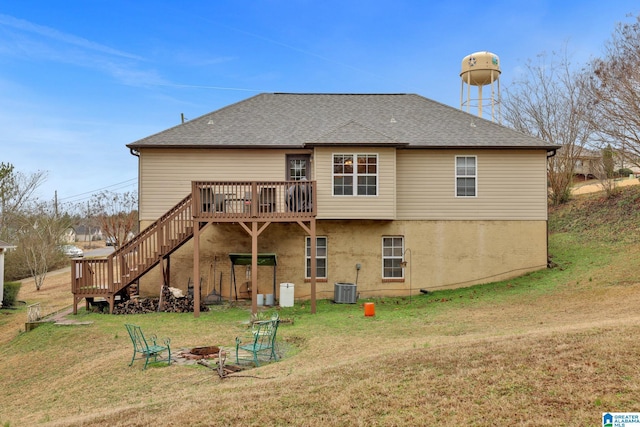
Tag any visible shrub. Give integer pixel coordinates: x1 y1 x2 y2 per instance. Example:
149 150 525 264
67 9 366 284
2 281 21 307
618 168 634 177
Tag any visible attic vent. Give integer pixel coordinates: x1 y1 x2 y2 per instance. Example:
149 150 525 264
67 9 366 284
334 283 357 304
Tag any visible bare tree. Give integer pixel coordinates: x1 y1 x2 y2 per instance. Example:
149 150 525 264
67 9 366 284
583 14 640 168
0 163 55 281
89 191 138 248
0 162 48 235
502 49 594 205
13 204 70 290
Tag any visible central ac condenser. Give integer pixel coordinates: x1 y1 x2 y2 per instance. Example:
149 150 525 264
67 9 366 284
334 282 357 304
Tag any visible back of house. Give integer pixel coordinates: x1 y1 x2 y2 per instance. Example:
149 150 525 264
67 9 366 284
126 93 557 303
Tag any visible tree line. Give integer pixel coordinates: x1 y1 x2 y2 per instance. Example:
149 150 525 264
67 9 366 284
0 162 137 290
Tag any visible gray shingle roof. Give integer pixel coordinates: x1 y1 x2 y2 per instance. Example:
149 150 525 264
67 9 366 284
127 93 557 150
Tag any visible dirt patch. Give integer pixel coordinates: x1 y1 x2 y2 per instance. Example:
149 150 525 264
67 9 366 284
571 177 639 195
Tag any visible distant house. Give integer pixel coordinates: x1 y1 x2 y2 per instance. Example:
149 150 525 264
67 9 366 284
74 225 102 242
573 148 601 180
614 150 640 177
573 146 640 180
72 93 557 315
61 227 77 244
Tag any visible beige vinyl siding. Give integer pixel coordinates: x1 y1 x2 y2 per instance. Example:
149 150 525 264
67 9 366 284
396 149 548 220
314 147 396 220
139 148 297 220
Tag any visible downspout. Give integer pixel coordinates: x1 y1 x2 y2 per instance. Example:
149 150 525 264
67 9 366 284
129 148 142 288
545 148 557 268
129 147 141 222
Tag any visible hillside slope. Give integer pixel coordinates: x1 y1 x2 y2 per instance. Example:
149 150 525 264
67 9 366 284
1 187 640 426
550 184 640 243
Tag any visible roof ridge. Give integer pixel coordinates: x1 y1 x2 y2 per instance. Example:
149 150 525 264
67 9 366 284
309 119 398 144
271 92 411 96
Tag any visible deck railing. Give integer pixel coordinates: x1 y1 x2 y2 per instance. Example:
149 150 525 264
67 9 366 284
72 258 114 295
192 180 316 221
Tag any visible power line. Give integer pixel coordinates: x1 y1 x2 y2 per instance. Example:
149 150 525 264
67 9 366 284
58 178 137 202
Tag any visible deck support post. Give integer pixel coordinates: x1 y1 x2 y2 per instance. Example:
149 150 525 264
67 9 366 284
251 221 258 315
237 220 272 316
193 220 201 318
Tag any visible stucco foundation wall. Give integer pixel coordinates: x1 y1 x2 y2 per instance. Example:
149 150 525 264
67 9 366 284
138 219 548 302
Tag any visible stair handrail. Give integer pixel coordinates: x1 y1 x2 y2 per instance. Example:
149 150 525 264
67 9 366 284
108 193 194 293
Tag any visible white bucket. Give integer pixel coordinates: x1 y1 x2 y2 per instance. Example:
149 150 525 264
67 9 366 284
279 283 294 307
265 294 274 306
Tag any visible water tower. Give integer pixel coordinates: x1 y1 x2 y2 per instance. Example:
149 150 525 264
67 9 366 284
460 51 501 123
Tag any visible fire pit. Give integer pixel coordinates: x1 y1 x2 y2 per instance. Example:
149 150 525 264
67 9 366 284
174 346 248 378
177 346 221 360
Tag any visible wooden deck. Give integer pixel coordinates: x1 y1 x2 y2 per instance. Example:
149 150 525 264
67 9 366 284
193 180 315 222
72 181 317 315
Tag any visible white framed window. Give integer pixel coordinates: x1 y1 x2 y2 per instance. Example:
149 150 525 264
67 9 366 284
382 236 404 279
306 236 327 279
332 153 378 196
455 156 477 197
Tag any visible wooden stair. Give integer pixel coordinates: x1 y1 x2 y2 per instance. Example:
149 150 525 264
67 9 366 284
72 194 195 314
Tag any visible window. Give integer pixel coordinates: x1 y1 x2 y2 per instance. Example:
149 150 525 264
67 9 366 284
333 154 378 196
382 236 404 279
287 154 310 181
306 236 327 279
455 156 477 197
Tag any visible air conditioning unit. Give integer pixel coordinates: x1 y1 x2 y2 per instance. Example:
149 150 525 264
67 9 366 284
334 283 357 304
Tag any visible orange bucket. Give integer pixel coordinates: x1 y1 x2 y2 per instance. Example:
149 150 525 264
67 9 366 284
364 302 375 317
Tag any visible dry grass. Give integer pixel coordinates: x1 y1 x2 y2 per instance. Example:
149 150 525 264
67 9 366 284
0 268 73 345
3 265 639 426
2 191 640 426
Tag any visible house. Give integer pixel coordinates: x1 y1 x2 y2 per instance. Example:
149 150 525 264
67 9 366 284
71 93 557 316
74 225 103 243
573 147 640 180
573 148 601 180
614 150 640 177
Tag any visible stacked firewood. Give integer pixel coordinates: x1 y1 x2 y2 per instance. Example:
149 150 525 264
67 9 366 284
112 285 209 314
158 284 209 313
113 298 157 314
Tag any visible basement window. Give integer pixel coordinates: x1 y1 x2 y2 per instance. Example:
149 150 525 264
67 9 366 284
306 236 327 279
382 236 404 279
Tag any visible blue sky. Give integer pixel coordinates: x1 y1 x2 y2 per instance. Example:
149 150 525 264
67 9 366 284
1 1 638 206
